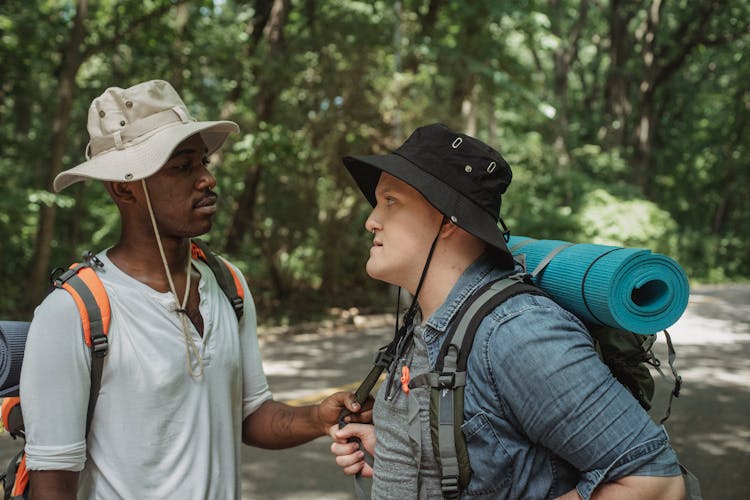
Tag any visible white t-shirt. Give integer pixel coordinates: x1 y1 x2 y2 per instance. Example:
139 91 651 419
19 250 273 499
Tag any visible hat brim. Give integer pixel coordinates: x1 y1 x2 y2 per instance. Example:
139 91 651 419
53 120 239 192
343 153 515 269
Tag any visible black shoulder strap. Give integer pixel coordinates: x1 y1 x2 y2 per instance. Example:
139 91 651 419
191 239 244 321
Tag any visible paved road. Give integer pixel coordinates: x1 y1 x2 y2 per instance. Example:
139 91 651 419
2 284 748 499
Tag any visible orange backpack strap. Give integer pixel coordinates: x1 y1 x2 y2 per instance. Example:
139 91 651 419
191 240 244 321
9 452 28 498
52 253 111 436
1 397 23 438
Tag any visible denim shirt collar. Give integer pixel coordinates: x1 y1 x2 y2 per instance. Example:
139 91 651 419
422 252 518 345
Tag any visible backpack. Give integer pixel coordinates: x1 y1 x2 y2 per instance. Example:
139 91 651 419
0 239 243 499
340 273 685 500
408 275 681 498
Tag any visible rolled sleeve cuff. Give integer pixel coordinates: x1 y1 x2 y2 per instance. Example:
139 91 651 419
576 426 682 500
242 390 274 420
25 440 87 472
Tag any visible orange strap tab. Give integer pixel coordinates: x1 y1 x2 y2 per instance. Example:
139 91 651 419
191 242 207 261
401 365 411 394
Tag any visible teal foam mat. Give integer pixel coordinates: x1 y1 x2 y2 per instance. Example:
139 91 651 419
508 236 689 334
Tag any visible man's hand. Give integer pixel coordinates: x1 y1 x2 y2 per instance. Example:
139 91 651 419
329 423 376 478
316 391 373 434
243 392 372 448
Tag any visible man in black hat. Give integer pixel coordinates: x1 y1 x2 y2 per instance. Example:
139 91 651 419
329 124 685 499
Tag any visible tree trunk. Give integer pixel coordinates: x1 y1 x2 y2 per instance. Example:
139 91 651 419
604 0 636 148
225 0 290 255
24 0 88 315
548 0 589 203
631 0 663 189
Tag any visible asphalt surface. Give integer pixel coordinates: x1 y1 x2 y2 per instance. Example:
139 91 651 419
1 284 748 499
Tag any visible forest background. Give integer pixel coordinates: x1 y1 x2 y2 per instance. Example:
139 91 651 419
1 0 748 324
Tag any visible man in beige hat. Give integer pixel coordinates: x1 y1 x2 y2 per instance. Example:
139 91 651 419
19 80 366 498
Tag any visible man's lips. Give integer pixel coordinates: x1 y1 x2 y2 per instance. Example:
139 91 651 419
194 195 218 209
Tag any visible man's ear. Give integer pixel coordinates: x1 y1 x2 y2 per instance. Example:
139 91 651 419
105 181 137 204
439 216 460 238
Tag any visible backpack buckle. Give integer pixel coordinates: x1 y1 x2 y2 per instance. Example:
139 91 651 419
437 373 455 389
441 475 460 494
92 335 109 357
374 347 394 368
230 296 243 313
52 267 79 287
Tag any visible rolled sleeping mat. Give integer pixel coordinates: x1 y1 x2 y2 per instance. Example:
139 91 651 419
0 321 29 397
507 236 689 335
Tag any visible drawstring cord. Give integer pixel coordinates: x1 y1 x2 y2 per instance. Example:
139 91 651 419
142 179 204 378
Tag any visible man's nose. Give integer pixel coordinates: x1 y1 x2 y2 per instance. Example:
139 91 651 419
196 164 216 190
365 209 381 233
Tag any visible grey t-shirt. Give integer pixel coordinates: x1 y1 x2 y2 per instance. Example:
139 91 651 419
372 324 442 499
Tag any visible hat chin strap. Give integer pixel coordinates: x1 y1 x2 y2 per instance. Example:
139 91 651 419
383 217 444 398
403 216 444 326
141 179 205 378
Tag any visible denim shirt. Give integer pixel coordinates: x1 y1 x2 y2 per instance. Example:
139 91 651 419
421 253 681 499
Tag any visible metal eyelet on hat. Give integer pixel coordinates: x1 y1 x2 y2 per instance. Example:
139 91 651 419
99 110 106 118
464 165 473 173
451 137 463 148
487 161 497 173
119 120 126 126
125 101 133 108
124 173 133 180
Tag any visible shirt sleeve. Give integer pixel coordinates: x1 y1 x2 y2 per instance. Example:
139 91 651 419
486 295 681 499
20 290 90 471
233 264 273 419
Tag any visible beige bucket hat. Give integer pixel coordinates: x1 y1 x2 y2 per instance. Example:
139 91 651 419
53 80 239 192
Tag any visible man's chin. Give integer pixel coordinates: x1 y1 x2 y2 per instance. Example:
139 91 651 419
365 264 399 287
184 224 212 239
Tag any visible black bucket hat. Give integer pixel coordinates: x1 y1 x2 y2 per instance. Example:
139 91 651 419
343 123 515 269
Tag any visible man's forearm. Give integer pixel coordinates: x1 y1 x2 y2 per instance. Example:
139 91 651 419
29 470 78 500
556 474 686 500
242 400 325 449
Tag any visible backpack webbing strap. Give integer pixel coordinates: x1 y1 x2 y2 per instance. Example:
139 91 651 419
658 329 682 425
437 278 545 372
529 243 575 278
55 264 110 436
427 277 546 498
191 239 244 321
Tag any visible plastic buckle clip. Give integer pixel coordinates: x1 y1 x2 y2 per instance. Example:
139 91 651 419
53 267 78 287
441 475 459 494
92 335 109 357
438 373 455 389
374 348 394 368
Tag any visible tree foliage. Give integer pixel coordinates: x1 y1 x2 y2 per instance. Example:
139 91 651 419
1 0 748 321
